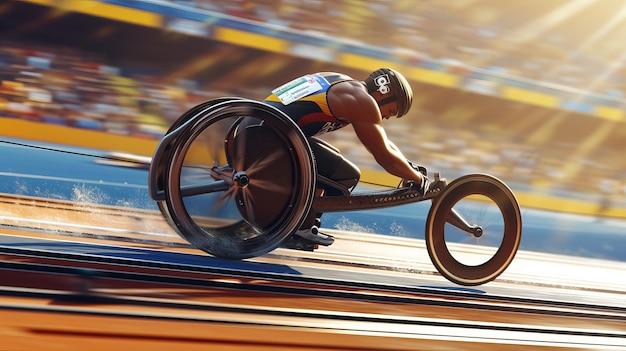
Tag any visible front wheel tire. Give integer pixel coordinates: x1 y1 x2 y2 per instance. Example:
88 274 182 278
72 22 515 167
425 174 522 286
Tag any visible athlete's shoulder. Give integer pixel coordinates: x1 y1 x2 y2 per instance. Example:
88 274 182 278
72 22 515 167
327 80 380 123
328 79 369 97
316 72 354 83
319 71 367 103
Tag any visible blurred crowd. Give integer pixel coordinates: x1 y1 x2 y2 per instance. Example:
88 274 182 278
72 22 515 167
1 37 624 208
328 106 625 208
0 40 209 139
182 0 626 98
2 0 626 209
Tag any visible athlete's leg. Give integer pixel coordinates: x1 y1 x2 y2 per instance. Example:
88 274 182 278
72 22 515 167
308 137 360 196
299 138 360 229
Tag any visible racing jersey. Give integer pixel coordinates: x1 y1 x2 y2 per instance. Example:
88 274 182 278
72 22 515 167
264 72 352 137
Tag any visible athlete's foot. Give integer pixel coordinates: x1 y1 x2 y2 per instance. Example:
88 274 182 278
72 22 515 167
281 236 318 252
294 226 334 246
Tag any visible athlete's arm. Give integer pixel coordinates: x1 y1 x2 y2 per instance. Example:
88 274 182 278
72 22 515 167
328 82 424 182
352 121 419 180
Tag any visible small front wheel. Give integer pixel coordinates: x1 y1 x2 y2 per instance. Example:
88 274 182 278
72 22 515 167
425 174 522 286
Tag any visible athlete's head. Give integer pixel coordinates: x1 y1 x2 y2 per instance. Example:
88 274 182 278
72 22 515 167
364 68 413 118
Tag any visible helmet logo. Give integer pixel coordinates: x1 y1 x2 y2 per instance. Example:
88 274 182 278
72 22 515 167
374 74 391 94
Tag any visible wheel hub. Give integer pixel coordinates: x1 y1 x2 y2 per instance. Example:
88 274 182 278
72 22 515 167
472 226 484 238
233 171 250 188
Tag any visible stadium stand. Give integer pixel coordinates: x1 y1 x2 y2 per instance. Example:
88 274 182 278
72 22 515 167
183 0 626 97
0 0 625 212
0 39 197 137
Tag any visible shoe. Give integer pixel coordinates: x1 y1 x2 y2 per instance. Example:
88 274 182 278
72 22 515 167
282 236 318 251
293 226 334 246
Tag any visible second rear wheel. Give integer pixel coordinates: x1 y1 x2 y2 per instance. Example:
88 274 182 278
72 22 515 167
161 99 317 259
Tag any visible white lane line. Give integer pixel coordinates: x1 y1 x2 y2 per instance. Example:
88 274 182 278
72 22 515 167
0 172 146 188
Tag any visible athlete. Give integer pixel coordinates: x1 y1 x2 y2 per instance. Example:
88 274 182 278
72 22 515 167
210 68 429 247
262 68 430 247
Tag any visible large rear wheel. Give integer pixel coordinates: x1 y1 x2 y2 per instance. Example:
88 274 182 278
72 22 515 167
149 97 243 231
152 99 316 259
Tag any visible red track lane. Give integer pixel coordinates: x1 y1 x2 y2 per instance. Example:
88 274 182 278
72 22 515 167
1 194 626 350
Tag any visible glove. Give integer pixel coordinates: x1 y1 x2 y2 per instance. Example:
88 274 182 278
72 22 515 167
404 161 429 196
408 160 427 177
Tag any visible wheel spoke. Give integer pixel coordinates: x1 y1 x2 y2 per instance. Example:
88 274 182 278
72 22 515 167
212 184 238 211
245 149 287 175
180 180 230 197
247 178 292 195
241 188 259 227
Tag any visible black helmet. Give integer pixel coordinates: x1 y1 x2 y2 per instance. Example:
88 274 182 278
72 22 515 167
364 68 413 117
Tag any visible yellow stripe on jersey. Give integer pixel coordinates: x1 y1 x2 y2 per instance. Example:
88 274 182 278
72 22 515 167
265 90 331 116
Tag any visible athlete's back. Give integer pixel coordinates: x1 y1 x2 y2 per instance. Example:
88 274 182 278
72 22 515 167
264 72 353 137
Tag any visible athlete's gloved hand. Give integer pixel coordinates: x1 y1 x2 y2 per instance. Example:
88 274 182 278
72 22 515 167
403 160 429 196
408 160 427 177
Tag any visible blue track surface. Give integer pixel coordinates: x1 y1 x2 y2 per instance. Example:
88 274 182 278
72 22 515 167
2 138 625 262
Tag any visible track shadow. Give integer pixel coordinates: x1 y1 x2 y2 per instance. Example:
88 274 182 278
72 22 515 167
0 234 303 276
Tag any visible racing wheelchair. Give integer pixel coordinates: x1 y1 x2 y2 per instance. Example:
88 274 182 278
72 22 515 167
148 98 522 286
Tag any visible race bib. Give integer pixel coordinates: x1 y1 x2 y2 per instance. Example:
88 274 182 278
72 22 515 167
272 74 330 105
